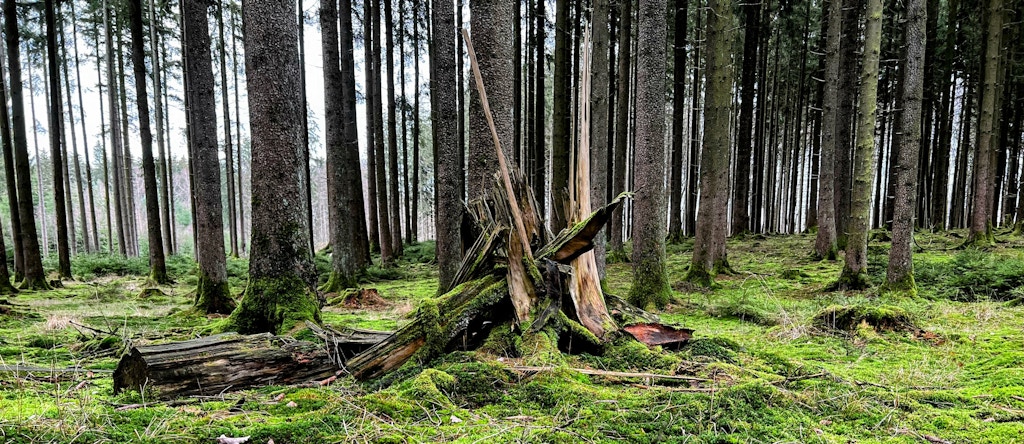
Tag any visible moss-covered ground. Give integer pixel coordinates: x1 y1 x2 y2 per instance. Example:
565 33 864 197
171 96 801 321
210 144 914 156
3 232 1024 443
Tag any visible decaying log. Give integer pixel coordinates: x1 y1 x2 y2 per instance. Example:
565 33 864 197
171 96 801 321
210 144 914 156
536 193 626 264
113 333 339 399
622 323 694 348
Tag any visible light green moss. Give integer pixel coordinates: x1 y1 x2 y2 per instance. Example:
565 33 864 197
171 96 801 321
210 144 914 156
193 273 235 315
226 274 320 334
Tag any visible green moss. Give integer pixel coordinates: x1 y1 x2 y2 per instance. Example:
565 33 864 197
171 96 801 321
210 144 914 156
683 337 742 362
226 274 320 334
814 304 916 332
193 273 235 315
478 321 521 357
319 270 358 293
588 336 681 371
683 262 716 289
417 298 443 362
879 271 918 298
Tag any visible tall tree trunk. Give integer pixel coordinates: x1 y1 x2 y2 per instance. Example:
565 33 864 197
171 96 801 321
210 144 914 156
0 35 23 281
371 0 395 264
298 0 314 253
149 0 173 256
4 3 46 288
966 0 1002 246
28 53 48 259
551 0 571 232
591 0 612 277
532 0 546 220
686 0 734 287
835 0 881 289
71 0 99 254
105 1 127 256
116 30 139 257
364 0 380 253
629 0 671 309
456 0 465 202
733 0 758 235
218 2 239 258
229 0 321 335
411 0 420 242
814 0 840 260
667 0 688 242
321 0 371 290
184 0 234 314
232 7 245 255
400 0 412 244
468 0 515 201
384 0 404 254
884 0 924 294
129 0 168 284
609 0 631 251
930 0 957 230
432 0 461 290
834 0 862 248
58 16 88 254
44 0 71 279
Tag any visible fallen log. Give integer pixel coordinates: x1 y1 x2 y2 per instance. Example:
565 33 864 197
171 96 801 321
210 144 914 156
113 333 339 399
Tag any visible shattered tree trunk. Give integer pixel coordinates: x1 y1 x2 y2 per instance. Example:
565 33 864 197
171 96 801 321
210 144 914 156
113 331 386 399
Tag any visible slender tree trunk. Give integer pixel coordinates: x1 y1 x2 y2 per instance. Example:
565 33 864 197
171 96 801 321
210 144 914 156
371 0 395 264
70 0 99 254
667 0 688 242
591 0 612 277
116 30 138 257
966 0 1002 246
629 0 671 308
400 0 411 243
44 0 71 278
0 33 23 282
149 0 173 257
229 0 320 334
58 16 89 254
297 0 314 253
4 3 46 288
218 2 239 258
815 0 840 260
232 7 245 255
28 58 49 259
532 0 546 220
930 0 957 230
550 0 571 232
609 0 631 252
834 0 862 248
835 0 881 289
364 0 380 253
384 0 404 254
733 0 759 235
104 1 127 256
885 0 924 294
685 7 702 236
184 0 234 313
686 0 734 287
321 0 371 290
432 0 461 290
412 0 420 242
128 0 168 284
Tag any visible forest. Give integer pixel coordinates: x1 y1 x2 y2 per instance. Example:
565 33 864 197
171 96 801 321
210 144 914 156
1 0 1024 440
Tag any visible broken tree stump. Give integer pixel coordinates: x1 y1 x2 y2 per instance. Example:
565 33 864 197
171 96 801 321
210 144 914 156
113 333 339 399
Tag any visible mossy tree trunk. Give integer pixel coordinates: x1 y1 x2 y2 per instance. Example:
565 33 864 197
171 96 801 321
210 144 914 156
835 0 882 290
966 0 1002 247
883 0 924 296
629 0 672 309
321 0 371 292
129 0 168 285
184 0 233 313
229 0 321 335
814 0 840 261
685 0 735 288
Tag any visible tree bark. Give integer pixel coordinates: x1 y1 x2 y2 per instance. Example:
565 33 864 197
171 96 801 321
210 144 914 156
58 17 89 254
732 0 759 235
532 0 546 220
229 0 321 334
834 0 862 248
321 0 371 291
686 0 734 287
433 0 462 290
667 0 688 242
884 0 924 295
591 0 612 278
129 0 168 284
468 0 515 202
814 0 840 260
217 2 239 258
629 0 671 308
384 0 404 255
550 0 571 232
371 0 395 265
966 0 1002 247
44 0 71 279
364 0 380 253
609 0 631 252
0 33 24 282
148 0 173 257
835 0 881 290
184 0 233 313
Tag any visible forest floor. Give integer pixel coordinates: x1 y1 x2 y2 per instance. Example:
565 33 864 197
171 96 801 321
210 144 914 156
2 230 1024 443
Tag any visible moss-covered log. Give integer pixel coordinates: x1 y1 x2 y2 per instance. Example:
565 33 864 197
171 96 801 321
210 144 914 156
113 333 338 399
